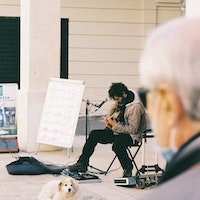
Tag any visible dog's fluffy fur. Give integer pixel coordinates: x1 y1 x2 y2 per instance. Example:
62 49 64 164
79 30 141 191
38 177 79 200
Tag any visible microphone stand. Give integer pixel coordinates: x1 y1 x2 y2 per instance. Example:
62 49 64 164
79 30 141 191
85 99 89 142
83 99 108 174
83 99 97 142
82 99 108 174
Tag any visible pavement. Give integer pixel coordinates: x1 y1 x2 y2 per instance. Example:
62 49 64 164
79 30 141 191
0 117 166 200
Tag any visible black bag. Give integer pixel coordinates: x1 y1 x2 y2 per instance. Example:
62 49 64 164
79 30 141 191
6 156 66 175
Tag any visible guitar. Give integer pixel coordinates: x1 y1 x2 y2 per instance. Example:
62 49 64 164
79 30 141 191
105 108 120 130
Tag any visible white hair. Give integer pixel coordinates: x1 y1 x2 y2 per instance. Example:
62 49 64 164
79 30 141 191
140 16 200 119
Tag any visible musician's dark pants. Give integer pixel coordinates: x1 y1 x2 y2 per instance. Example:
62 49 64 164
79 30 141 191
78 128 134 170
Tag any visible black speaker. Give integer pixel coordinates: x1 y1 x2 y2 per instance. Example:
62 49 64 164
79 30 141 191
0 136 19 153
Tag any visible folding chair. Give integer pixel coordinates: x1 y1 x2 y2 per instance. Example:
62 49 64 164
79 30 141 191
88 139 142 175
103 138 142 175
89 130 154 175
103 129 157 175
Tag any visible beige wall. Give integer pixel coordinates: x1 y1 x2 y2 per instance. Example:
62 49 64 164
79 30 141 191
0 0 181 115
61 0 153 113
0 0 20 16
60 0 181 113
0 0 183 151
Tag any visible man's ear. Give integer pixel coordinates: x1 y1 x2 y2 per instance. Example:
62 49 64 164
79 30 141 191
158 84 184 127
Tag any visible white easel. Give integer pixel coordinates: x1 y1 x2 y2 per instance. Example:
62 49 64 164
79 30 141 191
37 78 85 157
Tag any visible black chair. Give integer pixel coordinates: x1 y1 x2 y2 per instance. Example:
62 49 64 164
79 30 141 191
88 139 142 175
104 129 155 175
88 130 152 175
103 138 143 175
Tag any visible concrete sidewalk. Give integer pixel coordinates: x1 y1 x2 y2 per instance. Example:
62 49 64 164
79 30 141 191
0 135 166 200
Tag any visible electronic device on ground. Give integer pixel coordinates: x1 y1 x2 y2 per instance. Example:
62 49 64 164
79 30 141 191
114 171 163 188
114 176 136 186
61 169 102 183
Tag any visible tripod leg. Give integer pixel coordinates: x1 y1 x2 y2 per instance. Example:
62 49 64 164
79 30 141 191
89 165 107 174
105 155 117 175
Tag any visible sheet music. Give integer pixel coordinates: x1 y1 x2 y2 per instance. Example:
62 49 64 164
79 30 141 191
37 78 85 148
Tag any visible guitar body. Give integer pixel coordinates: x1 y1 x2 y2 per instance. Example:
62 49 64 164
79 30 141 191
105 107 120 130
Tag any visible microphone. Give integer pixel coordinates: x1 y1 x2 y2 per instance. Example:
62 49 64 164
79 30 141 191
95 98 108 110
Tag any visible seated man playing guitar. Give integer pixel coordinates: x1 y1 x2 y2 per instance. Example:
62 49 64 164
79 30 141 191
67 82 147 177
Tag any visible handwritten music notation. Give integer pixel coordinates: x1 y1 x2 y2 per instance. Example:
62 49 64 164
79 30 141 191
37 78 85 148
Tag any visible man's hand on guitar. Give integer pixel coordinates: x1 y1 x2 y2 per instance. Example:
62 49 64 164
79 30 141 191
104 115 113 130
106 115 117 128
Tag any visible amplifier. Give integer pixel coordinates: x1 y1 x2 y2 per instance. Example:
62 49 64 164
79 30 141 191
0 136 19 153
114 176 136 186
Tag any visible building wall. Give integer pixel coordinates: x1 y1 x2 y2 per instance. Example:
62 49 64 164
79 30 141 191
60 0 181 113
0 0 183 151
0 0 20 16
61 0 153 113
0 0 181 114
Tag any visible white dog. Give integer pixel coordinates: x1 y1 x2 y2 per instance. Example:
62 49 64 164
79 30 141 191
38 177 79 200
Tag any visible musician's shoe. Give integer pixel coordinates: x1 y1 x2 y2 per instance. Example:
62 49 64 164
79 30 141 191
67 162 87 172
122 164 133 177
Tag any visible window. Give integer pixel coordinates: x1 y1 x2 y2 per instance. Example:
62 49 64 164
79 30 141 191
60 18 69 79
0 17 20 88
0 17 69 87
